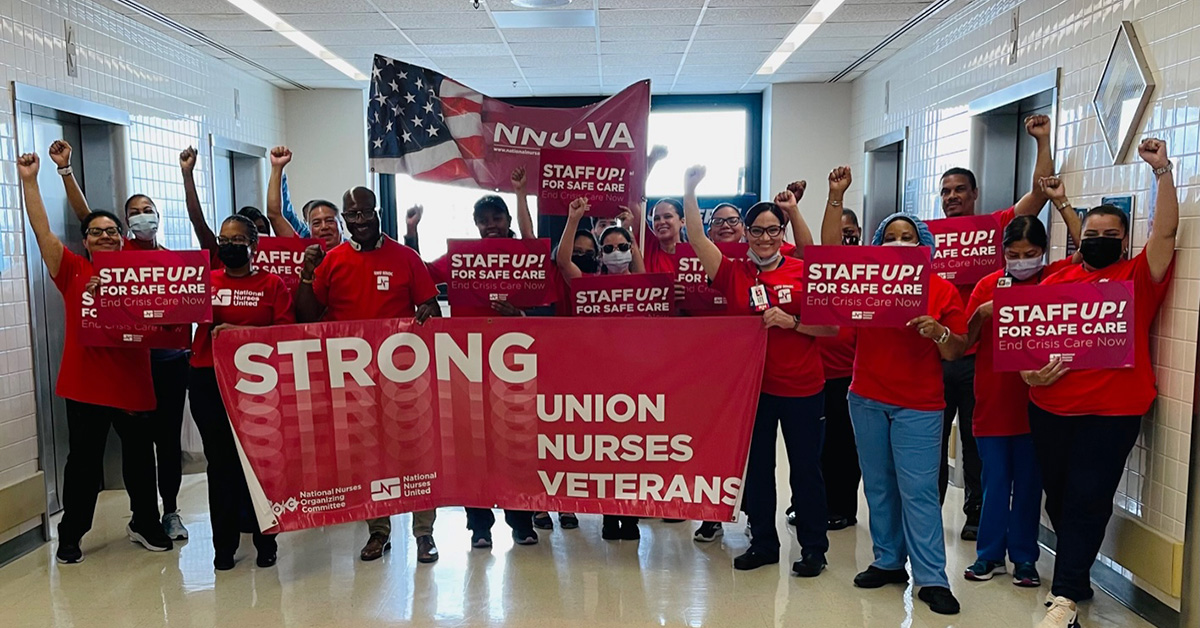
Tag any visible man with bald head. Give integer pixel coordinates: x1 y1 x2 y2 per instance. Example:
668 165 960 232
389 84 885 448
295 185 442 565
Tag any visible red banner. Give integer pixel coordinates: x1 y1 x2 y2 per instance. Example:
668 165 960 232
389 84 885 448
538 148 633 217
213 318 766 532
92 250 211 325
569 273 675 317
254 236 323 292
800 245 931 326
78 318 191 349
992 281 1135 371
926 215 1004 285
444 239 555 308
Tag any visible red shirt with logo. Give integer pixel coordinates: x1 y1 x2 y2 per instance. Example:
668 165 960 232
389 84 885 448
819 327 857 380
53 249 156 412
967 258 1075 436
191 269 295 368
313 237 439 322
1030 250 1173 416
851 274 967 411
712 256 824 398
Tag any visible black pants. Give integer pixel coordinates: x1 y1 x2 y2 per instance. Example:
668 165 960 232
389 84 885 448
744 391 828 558
58 400 160 544
189 368 276 558
940 355 982 520
1030 403 1140 601
465 508 534 534
820 377 859 520
150 353 189 514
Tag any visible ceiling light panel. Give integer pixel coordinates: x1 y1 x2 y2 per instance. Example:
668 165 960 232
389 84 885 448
224 0 367 79
755 0 847 75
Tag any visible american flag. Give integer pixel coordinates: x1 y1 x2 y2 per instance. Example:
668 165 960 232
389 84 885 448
367 55 484 182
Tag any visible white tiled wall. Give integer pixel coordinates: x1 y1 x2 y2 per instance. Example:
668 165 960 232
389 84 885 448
848 0 1197 547
0 0 284 500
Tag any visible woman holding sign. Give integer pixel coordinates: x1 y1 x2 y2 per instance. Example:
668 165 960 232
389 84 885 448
555 197 644 280
189 214 294 571
17 153 173 563
1023 140 1177 628
960 179 1082 588
821 166 968 615
682 165 836 576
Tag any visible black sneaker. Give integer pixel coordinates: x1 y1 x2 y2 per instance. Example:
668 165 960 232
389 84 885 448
214 554 236 571
601 517 621 540
733 549 779 571
917 586 961 615
471 531 493 549
512 529 539 545
56 542 83 564
853 566 909 588
619 519 640 541
127 522 173 552
559 513 579 529
785 506 796 526
693 521 724 543
792 554 827 578
827 516 857 531
256 551 278 568
961 523 979 541
661 518 685 523
532 512 554 530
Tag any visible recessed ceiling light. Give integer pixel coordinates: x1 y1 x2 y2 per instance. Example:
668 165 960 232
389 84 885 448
224 0 367 81
756 0 847 75
511 0 572 8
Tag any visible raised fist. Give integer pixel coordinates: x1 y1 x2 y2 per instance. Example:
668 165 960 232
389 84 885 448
301 244 325 277
773 190 799 213
16 153 39 180
270 146 292 168
786 180 807 202
180 146 198 173
1138 138 1169 170
49 141 73 168
568 197 590 220
511 166 527 193
684 165 707 191
649 145 669 162
828 166 852 195
1039 176 1067 203
1024 114 1051 139
405 205 423 231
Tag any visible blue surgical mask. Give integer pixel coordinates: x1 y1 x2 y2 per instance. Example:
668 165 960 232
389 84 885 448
1006 257 1044 281
127 212 159 242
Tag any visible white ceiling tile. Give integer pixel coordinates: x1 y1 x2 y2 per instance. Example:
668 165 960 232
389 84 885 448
702 6 813 26
254 57 337 71
693 24 793 40
508 41 598 56
600 40 687 54
521 66 600 78
277 69 356 80
371 0 475 11
597 9 702 27
829 3 930 22
137 0 240 14
294 79 369 89
602 52 683 67
326 45 423 59
386 11 496 29
683 52 767 66
773 61 849 74
706 0 811 6
768 73 834 82
431 56 519 71
198 30 293 47
799 35 884 51
599 0 703 7
599 25 695 41
815 21 906 37
413 43 513 56
501 27 594 43
164 13 264 31
231 45 324 59
305 30 418 46
514 55 598 68
686 39 778 53
791 49 865 64
262 0 380 11
404 28 504 44
274 13 391 31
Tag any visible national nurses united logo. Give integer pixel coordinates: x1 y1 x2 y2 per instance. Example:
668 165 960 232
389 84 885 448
775 286 793 304
375 271 391 291
213 288 233 307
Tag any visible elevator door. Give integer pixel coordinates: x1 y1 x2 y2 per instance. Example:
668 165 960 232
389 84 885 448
1016 102 1054 228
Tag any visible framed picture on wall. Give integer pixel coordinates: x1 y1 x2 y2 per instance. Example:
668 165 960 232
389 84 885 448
1093 21 1156 165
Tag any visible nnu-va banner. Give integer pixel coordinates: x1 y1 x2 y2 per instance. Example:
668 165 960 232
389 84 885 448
213 317 767 532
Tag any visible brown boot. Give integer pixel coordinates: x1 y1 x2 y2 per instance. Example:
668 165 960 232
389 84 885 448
416 534 439 564
360 532 390 562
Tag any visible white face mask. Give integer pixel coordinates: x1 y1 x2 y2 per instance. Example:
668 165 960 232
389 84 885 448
882 239 918 247
746 247 782 267
127 212 159 242
602 249 632 273
1006 256 1045 280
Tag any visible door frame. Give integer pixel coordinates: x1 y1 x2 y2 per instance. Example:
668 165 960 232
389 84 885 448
12 83 132 532
208 134 267 219
861 127 908 237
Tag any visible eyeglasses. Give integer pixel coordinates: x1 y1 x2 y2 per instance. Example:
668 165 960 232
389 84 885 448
602 243 631 254
710 217 742 227
85 227 121 237
342 209 377 222
573 250 597 259
217 236 253 246
747 225 784 238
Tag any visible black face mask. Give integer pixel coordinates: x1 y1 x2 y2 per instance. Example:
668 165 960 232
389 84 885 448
842 234 860 246
572 254 599 274
1079 236 1123 269
218 243 252 269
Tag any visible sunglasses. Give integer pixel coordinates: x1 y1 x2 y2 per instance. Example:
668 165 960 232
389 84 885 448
602 243 631 254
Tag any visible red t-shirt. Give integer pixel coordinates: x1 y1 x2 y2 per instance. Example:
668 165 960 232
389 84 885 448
967 258 1075 436
819 327 857 381
52 249 155 412
191 269 295 368
712 257 824 398
851 274 967 411
643 239 684 276
955 206 1016 353
1030 251 1173 416
313 237 438 322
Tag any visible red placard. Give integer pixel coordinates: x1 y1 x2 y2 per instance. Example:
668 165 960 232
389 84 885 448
569 273 675 317
992 281 1135 371
254 236 323 292
926 214 1004 285
92 250 212 325
213 317 767 532
78 320 191 349
800 245 931 326
538 148 634 217
673 243 722 311
445 239 555 308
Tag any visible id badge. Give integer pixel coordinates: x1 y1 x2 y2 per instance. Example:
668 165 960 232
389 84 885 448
749 284 771 312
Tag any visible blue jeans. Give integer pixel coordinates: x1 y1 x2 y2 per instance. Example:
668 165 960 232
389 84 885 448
976 434 1042 564
848 392 949 588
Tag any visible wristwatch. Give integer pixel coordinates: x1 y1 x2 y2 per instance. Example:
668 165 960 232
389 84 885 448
792 314 802 331
1153 161 1173 177
934 327 951 344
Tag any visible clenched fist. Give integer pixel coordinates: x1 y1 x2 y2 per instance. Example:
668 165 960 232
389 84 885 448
270 146 292 168
49 140 73 168
180 146 198 173
301 244 325 278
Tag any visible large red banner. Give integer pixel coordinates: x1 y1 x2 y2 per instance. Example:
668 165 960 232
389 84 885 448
569 273 675 317
926 214 1004 285
992 281 1135 371
254 236 323 292
445 239 555 308
91 250 211 325
213 318 766 532
801 245 931 326
538 148 633 217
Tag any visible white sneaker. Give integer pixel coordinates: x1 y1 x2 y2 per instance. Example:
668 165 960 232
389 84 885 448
1037 596 1080 628
162 511 189 541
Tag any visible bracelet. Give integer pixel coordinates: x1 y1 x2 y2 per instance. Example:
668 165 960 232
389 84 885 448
792 315 802 331
300 276 314 285
934 327 951 344
57 166 73 176
1153 161 1173 177
1055 202 1072 212
828 199 842 207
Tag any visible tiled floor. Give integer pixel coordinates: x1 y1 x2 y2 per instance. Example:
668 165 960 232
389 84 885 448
0 474 1155 628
